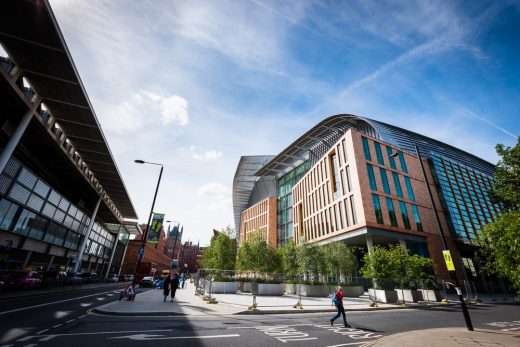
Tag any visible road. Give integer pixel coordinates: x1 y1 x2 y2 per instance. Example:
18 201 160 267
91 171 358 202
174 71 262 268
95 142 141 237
1 290 518 347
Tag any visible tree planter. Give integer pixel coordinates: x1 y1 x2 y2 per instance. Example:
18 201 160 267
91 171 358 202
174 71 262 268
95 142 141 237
369 288 398 303
299 284 329 297
418 289 444 302
395 289 422 302
252 283 285 296
239 281 252 293
285 283 297 294
205 281 237 294
343 286 364 297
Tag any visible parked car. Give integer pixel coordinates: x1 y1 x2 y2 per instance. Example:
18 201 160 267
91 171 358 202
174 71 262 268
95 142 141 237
126 274 135 282
0 270 42 289
154 278 164 289
140 276 154 287
107 274 119 282
68 272 83 284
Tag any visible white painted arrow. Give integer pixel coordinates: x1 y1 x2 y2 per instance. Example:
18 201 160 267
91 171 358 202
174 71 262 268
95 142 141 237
110 333 240 341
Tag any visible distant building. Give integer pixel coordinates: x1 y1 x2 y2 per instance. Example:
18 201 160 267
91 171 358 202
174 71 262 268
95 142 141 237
233 114 502 286
178 241 203 273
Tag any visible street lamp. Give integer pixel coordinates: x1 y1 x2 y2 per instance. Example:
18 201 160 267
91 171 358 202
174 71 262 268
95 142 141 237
132 159 164 290
391 145 473 330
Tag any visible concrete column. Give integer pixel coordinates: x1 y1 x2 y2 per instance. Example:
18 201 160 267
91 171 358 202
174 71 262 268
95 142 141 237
46 255 55 271
22 251 32 269
118 237 130 276
0 107 36 174
366 234 374 253
105 224 123 279
74 198 101 273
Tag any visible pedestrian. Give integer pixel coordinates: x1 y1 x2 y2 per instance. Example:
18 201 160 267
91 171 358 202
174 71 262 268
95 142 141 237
163 275 171 302
330 287 351 328
170 273 180 301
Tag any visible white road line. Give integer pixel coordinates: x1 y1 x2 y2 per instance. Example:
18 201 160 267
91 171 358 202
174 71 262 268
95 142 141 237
31 329 173 337
23 344 37 347
35 329 49 335
110 334 241 341
16 337 33 342
77 315 86 319
65 319 75 324
229 324 314 329
326 343 365 347
38 336 56 342
0 290 123 315
51 324 62 329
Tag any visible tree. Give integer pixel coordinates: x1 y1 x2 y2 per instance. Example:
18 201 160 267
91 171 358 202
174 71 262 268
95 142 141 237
236 233 281 274
296 242 325 283
480 138 520 295
201 231 237 270
323 242 358 284
489 138 520 210
279 240 298 275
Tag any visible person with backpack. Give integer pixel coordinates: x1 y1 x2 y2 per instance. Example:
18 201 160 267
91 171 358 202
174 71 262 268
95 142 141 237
330 287 351 327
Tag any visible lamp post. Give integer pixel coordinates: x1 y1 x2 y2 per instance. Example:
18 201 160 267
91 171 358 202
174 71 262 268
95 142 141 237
132 160 164 289
391 145 473 330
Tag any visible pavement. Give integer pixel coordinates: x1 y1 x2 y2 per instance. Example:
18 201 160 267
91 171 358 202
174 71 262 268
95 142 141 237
3 281 518 346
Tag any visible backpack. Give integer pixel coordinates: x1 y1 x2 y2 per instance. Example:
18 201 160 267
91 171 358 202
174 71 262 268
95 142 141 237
331 291 339 305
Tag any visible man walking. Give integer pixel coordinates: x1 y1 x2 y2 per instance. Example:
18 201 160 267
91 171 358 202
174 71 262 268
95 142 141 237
330 287 351 328
170 272 180 301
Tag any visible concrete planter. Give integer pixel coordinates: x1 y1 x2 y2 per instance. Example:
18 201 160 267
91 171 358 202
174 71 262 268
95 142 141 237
343 286 364 297
418 289 444 302
285 283 297 294
205 281 237 294
395 289 423 302
369 288 398 303
252 283 285 296
300 284 330 297
238 281 252 293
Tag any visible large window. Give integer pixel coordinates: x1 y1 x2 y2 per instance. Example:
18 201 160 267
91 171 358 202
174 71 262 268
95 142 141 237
0 198 19 230
411 205 423 231
399 201 411 229
380 168 391 194
362 136 372 161
330 154 341 199
350 196 358 224
374 142 384 165
386 198 398 226
386 146 397 169
404 176 415 201
392 172 403 197
398 152 408 173
372 194 383 224
367 164 377 190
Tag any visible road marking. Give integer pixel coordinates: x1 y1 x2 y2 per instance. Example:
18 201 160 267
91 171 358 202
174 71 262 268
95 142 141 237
80 303 92 307
24 329 173 338
77 315 87 319
110 334 240 341
38 336 56 342
326 343 365 346
23 344 37 347
16 337 33 342
253 325 318 343
65 319 75 324
485 320 520 331
229 324 314 329
96 298 105 301
315 325 383 340
35 329 49 335
51 324 62 329
0 290 123 315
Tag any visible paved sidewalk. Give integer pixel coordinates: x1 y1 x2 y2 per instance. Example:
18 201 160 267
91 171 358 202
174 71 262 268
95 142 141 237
93 282 455 316
363 327 520 346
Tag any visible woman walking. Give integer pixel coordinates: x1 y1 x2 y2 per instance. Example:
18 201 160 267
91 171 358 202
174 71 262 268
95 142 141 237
170 273 180 301
163 275 171 302
330 287 351 328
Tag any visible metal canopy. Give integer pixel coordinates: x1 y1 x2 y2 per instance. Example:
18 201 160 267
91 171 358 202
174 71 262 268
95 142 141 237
0 0 137 220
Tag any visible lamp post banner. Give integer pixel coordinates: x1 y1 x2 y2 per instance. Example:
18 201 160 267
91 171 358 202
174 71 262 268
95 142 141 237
148 213 165 244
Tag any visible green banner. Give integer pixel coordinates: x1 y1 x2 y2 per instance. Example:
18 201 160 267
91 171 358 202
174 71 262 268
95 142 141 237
147 213 165 244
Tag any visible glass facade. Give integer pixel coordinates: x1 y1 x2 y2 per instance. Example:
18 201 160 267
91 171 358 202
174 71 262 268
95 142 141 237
398 152 408 173
277 161 311 247
386 146 397 169
362 136 372 161
430 152 501 243
399 201 411 229
380 168 391 194
386 197 397 227
404 176 415 201
0 157 116 259
411 204 423 231
372 194 383 224
392 172 403 197
374 142 385 165
367 164 377 190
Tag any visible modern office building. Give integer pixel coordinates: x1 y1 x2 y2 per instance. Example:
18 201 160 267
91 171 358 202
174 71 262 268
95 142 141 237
0 1 140 276
233 115 501 283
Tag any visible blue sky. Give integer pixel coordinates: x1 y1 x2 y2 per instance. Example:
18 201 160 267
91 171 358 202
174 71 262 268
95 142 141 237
48 0 519 246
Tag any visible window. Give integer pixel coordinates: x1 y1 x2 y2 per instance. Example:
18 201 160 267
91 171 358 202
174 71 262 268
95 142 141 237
372 194 383 224
386 198 398 226
374 142 384 165
404 176 415 201
399 201 411 229
367 164 377 190
330 154 341 199
386 146 397 169
362 136 371 161
13 209 35 236
345 166 352 192
411 205 423 231
392 172 403 197
398 152 408 173
350 196 357 224
0 198 19 230
380 168 391 194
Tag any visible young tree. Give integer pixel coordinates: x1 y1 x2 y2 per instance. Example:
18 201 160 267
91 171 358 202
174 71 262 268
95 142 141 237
480 138 520 295
201 231 237 270
279 240 298 275
323 242 358 284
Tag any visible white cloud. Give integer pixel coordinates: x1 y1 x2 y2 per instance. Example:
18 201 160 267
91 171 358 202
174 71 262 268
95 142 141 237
197 182 231 211
181 146 223 161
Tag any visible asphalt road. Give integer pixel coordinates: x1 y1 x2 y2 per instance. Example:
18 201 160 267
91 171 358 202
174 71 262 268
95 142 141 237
1 295 518 347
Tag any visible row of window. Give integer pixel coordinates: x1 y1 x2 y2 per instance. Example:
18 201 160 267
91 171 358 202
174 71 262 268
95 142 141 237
366 163 415 201
372 194 423 231
362 136 408 173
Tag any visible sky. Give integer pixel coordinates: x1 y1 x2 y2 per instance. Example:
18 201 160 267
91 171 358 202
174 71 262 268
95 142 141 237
48 0 520 246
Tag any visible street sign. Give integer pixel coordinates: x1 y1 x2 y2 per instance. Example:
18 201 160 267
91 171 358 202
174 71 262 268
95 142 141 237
442 250 456 271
